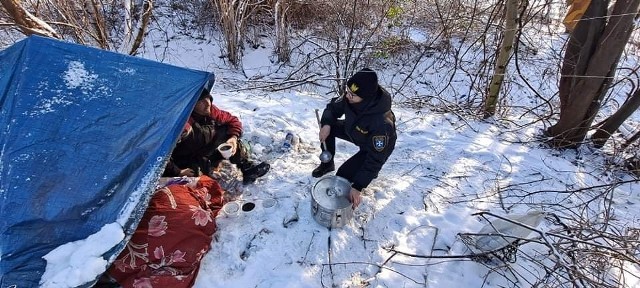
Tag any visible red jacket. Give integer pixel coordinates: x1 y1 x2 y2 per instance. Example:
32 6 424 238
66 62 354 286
182 104 242 140
164 105 243 176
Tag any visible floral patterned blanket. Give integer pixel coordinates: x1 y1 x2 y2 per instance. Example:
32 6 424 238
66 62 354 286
107 176 225 288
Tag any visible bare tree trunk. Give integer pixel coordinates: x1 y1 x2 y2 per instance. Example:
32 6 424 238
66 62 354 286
547 0 606 147
592 88 640 147
546 0 640 148
120 0 134 51
120 0 153 55
213 0 239 67
87 0 110 49
213 0 264 68
274 0 290 63
483 0 519 118
0 0 60 38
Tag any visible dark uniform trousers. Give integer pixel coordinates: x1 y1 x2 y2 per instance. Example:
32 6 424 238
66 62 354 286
323 120 375 181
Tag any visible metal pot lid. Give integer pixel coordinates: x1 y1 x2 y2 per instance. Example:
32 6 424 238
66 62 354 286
312 176 351 209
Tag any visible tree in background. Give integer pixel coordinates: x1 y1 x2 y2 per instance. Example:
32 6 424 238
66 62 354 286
0 0 60 38
283 0 401 94
546 0 640 148
592 87 640 147
483 0 519 118
212 0 266 68
119 0 154 55
274 0 290 63
0 0 153 55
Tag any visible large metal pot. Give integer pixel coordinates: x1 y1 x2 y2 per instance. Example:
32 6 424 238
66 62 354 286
311 175 353 228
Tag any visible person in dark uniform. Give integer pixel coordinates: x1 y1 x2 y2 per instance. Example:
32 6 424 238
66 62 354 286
163 88 269 184
312 68 397 208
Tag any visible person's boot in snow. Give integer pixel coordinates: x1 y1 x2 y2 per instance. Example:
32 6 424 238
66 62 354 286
312 161 334 178
240 161 270 184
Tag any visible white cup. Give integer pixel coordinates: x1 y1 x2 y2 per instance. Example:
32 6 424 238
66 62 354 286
222 201 240 216
217 143 233 159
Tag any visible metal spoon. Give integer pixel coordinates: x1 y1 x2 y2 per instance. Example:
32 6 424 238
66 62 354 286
315 109 333 163
319 141 332 163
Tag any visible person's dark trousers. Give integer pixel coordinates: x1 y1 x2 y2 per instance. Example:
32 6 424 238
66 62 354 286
322 120 350 156
313 120 354 178
335 150 368 181
324 121 369 181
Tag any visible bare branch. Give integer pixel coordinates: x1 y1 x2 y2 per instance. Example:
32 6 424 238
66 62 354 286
1 0 60 38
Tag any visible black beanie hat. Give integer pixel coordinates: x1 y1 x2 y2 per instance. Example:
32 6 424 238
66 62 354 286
346 68 378 99
199 87 213 101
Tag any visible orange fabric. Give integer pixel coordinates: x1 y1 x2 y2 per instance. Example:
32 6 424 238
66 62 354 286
107 176 224 288
563 0 592 31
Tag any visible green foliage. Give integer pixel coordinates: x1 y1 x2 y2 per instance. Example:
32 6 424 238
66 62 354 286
373 35 412 59
386 5 403 20
385 5 404 28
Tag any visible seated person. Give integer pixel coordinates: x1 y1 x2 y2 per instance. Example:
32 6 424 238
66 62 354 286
163 88 269 184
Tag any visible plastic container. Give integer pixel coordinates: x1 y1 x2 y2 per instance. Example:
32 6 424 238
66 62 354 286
282 132 294 151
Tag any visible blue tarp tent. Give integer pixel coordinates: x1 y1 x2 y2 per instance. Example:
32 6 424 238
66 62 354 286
0 36 214 287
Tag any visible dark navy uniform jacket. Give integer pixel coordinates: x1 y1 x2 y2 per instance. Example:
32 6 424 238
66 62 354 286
320 86 397 190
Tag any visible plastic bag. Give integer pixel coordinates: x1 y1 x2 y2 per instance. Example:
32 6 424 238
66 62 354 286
471 210 544 252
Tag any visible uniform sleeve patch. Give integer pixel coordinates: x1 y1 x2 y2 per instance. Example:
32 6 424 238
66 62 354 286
372 135 387 152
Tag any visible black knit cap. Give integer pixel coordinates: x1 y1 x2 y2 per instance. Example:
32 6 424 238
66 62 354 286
346 68 378 99
199 87 213 101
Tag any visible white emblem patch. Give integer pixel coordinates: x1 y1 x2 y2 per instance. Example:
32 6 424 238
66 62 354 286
372 135 387 152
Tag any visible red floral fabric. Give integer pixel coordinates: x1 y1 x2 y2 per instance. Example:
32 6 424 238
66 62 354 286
107 176 224 288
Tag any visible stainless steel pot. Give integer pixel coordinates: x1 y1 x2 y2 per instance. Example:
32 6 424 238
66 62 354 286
311 175 353 228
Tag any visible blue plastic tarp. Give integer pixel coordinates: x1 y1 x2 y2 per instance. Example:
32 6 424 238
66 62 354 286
0 36 214 287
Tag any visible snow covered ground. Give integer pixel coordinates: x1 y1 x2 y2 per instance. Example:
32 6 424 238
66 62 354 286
26 7 640 286
189 85 640 287
135 17 640 287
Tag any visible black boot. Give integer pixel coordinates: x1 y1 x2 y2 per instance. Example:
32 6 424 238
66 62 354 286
241 161 270 184
312 161 335 178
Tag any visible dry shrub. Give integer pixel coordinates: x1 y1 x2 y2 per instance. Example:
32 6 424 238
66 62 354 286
625 154 640 176
166 1 218 37
285 1 334 30
373 35 415 58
